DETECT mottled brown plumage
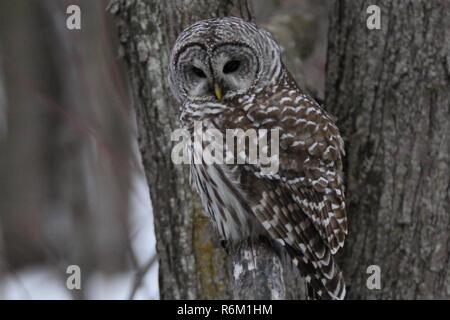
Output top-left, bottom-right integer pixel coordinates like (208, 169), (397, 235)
(169, 17), (347, 299)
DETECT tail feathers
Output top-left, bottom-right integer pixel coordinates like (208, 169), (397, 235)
(285, 246), (346, 300)
(306, 271), (346, 300)
(306, 283), (320, 300)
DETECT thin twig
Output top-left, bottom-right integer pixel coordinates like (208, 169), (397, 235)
(128, 254), (158, 300)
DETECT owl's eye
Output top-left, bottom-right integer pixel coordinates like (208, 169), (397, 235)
(223, 60), (241, 74)
(192, 66), (206, 78)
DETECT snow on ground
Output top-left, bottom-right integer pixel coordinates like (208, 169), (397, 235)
(0, 266), (72, 300)
(0, 172), (159, 300)
(127, 171), (159, 300)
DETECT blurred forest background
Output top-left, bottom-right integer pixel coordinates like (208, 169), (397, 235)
(0, 0), (328, 299)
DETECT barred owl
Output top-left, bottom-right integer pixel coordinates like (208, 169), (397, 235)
(169, 17), (347, 300)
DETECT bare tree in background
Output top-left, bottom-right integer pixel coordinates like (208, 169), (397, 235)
(326, 0), (450, 299)
(0, 0), (134, 299)
(109, 0), (310, 299)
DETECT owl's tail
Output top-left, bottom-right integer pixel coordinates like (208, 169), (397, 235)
(305, 262), (346, 300)
(306, 276), (345, 300)
(306, 283), (319, 300)
(310, 264), (346, 300)
(285, 245), (346, 300)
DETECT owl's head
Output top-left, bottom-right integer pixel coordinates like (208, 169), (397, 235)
(169, 17), (282, 103)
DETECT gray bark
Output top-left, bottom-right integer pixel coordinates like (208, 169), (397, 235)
(109, 0), (304, 299)
(229, 240), (288, 299)
(326, 0), (450, 299)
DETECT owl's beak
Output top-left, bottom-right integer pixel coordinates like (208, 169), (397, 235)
(214, 83), (223, 100)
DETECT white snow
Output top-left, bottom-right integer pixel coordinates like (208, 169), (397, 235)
(0, 171), (159, 300)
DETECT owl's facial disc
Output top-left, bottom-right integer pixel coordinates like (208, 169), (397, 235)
(176, 44), (258, 101)
(211, 44), (258, 99)
(176, 45), (213, 100)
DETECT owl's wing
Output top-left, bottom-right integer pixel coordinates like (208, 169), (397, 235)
(237, 91), (347, 299)
(241, 167), (346, 299)
(245, 90), (347, 254)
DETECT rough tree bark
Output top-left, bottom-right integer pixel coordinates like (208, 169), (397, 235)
(326, 0), (450, 299)
(109, 0), (304, 299)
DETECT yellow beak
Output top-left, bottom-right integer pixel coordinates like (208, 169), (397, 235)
(214, 83), (222, 100)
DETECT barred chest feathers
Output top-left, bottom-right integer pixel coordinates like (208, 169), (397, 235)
(190, 162), (264, 240)
(184, 109), (265, 240)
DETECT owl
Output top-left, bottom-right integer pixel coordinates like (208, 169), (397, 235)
(168, 17), (347, 300)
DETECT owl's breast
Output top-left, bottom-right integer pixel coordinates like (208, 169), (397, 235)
(190, 162), (264, 241)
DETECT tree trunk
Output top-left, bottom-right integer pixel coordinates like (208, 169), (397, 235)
(109, 0), (304, 299)
(326, 0), (450, 299)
